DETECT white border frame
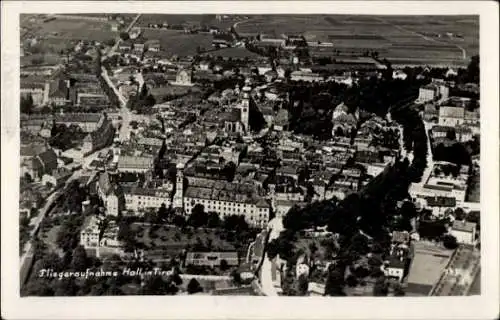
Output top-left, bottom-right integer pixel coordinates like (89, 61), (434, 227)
(2, 2), (499, 319)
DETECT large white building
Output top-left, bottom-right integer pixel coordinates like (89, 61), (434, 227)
(417, 83), (449, 103)
(21, 82), (50, 106)
(80, 215), (102, 249)
(183, 178), (271, 228)
(123, 186), (172, 213)
(439, 106), (465, 126)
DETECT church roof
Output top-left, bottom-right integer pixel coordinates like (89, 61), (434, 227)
(223, 109), (241, 123)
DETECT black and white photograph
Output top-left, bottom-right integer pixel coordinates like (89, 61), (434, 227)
(1, 1), (499, 320)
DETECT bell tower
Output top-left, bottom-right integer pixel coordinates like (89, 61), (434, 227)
(240, 79), (251, 132)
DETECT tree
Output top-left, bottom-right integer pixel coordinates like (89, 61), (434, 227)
(105, 38), (116, 47)
(23, 172), (33, 183)
(297, 273), (309, 296)
(20, 94), (34, 114)
(220, 259), (229, 271)
(231, 269), (242, 285)
(70, 245), (89, 271)
(393, 283), (405, 296)
(324, 268), (346, 296)
(442, 234), (458, 250)
(373, 276), (389, 296)
(172, 214), (186, 227)
(454, 208), (466, 220)
(129, 120), (139, 129)
(119, 32), (130, 41)
(445, 129), (456, 141)
(157, 203), (169, 222)
(400, 201), (417, 219)
(54, 278), (79, 296)
(188, 204), (208, 228)
(140, 276), (178, 295)
(117, 222), (137, 252)
(207, 212), (221, 228)
(346, 274), (359, 287)
(223, 214), (249, 232)
(187, 278), (203, 294)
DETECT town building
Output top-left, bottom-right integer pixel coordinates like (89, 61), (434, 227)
(417, 84), (449, 103)
(80, 215), (102, 249)
(331, 102), (359, 136)
(54, 113), (103, 132)
(97, 172), (124, 216)
(81, 114), (115, 155)
(392, 70), (408, 80)
(117, 155), (155, 173)
(384, 256), (406, 281)
(439, 106), (465, 126)
(172, 68), (193, 86)
(123, 186), (172, 213)
(173, 163), (184, 209)
(99, 220), (122, 251)
(184, 251), (239, 268)
(41, 167), (72, 188)
(30, 149), (59, 181)
(21, 82), (50, 106)
(450, 220), (476, 245)
(290, 70), (324, 82)
(410, 163), (469, 205)
(183, 178), (271, 228)
(145, 39), (160, 52)
(430, 125), (473, 142)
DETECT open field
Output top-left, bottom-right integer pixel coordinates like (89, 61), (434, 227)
(21, 16), (117, 42)
(138, 14), (241, 30)
(235, 15), (478, 66)
(142, 29), (214, 56)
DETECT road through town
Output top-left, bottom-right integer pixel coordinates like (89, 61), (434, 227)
(259, 217), (284, 296)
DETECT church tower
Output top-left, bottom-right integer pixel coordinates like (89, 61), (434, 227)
(173, 163), (184, 209)
(239, 80), (251, 133)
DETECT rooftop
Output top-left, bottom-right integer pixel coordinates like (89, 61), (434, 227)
(54, 113), (102, 123)
(452, 220), (476, 233)
(439, 106), (465, 119)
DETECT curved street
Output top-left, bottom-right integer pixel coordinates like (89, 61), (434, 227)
(259, 217), (284, 296)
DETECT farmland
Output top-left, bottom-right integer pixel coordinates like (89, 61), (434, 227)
(142, 29), (214, 56)
(22, 16), (117, 42)
(235, 15), (479, 66)
(138, 14), (242, 30)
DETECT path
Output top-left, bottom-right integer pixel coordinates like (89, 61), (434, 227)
(259, 217), (284, 296)
(19, 166), (89, 287)
(101, 14), (142, 142)
(107, 14), (142, 58)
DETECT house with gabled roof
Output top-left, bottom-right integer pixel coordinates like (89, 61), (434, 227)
(31, 148), (59, 181)
(97, 172), (124, 216)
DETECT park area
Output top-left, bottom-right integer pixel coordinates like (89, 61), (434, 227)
(130, 223), (245, 258)
(235, 15), (478, 66)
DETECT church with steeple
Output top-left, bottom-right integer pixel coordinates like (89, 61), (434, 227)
(222, 78), (252, 135)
